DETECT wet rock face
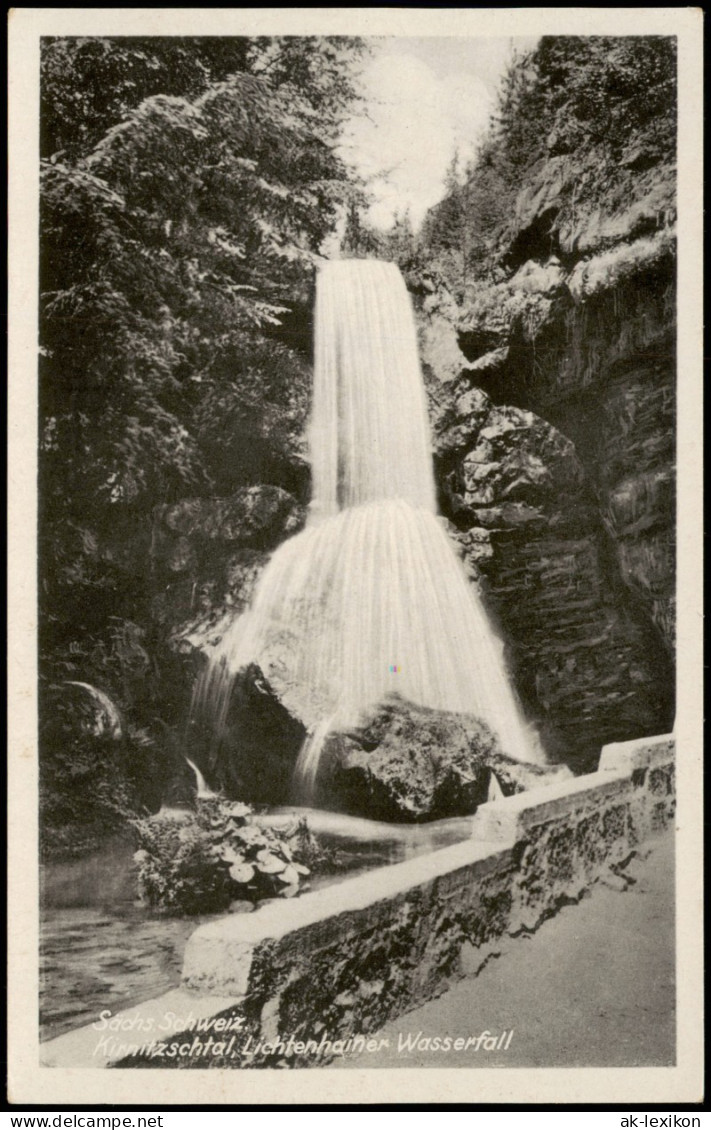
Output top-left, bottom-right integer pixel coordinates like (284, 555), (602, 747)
(562, 350), (675, 652)
(423, 347), (674, 769)
(438, 392), (586, 519)
(416, 125), (676, 765)
(501, 266), (676, 648)
(481, 265), (676, 659)
(426, 170), (676, 662)
(319, 696), (569, 823)
(152, 485), (305, 630)
(418, 113), (676, 660)
(143, 484), (306, 781)
(471, 520), (673, 767)
(189, 664), (307, 805)
(150, 483), (304, 666)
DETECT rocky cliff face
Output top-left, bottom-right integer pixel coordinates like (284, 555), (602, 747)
(145, 484), (306, 738)
(419, 171), (675, 769)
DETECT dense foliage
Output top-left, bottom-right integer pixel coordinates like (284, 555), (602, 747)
(396, 36), (677, 295)
(39, 36), (367, 848)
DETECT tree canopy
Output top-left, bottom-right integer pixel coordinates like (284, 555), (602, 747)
(414, 36), (676, 295)
(41, 35), (366, 550)
(39, 36), (368, 820)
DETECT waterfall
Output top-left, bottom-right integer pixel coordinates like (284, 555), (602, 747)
(309, 260), (436, 518)
(193, 259), (543, 803)
(185, 757), (216, 799)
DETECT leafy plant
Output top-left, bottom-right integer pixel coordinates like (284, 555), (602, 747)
(133, 796), (312, 914)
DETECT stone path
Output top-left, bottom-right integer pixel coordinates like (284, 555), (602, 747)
(337, 829), (675, 1069)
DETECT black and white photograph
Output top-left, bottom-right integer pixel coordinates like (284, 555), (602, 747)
(7, 6), (703, 1109)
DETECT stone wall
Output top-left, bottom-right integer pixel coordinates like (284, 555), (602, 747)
(40, 734), (674, 1070)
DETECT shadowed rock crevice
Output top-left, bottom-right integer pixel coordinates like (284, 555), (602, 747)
(191, 663), (308, 805)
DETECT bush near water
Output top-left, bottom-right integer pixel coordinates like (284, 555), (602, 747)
(133, 797), (316, 914)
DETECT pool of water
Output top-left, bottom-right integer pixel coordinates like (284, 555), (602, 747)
(40, 810), (474, 1043)
(40, 836), (202, 1042)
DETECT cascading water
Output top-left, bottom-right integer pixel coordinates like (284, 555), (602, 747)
(192, 259), (543, 804)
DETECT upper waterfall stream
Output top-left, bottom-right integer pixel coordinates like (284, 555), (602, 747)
(192, 259), (543, 802)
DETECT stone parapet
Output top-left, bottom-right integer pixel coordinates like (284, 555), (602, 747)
(40, 733), (675, 1070)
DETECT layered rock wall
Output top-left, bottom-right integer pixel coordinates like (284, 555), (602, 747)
(419, 197), (675, 768)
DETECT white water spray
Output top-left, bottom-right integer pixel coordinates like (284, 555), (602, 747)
(193, 260), (543, 802)
(185, 757), (216, 799)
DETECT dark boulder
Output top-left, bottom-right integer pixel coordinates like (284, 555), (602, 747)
(319, 695), (569, 823)
(188, 663), (307, 806)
